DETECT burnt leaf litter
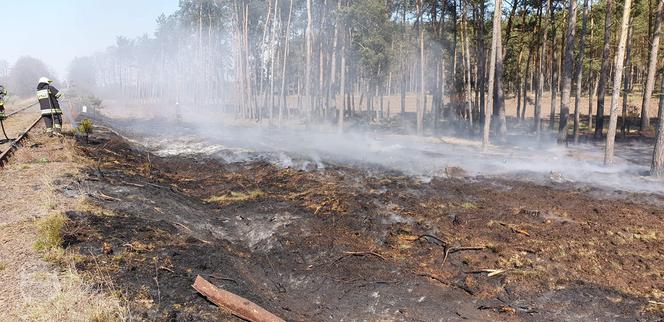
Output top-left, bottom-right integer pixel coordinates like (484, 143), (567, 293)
(52, 126), (664, 321)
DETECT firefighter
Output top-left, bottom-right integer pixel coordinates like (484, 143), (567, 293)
(0, 84), (7, 121)
(36, 77), (63, 136)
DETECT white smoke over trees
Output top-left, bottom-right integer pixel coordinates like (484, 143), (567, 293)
(8, 56), (55, 97)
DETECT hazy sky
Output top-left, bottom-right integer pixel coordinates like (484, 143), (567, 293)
(0, 0), (179, 78)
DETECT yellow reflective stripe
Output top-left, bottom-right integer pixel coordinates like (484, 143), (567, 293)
(55, 92), (62, 99)
(54, 124), (62, 128)
(41, 109), (63, 115)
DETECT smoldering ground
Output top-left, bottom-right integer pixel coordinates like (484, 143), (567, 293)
(96, 102), (664, 197)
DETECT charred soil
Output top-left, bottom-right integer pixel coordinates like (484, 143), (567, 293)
(54, 126), (664, 321)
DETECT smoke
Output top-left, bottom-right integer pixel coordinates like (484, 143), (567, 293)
(52, 0), (662, 197)
(101, 103), (664, 196)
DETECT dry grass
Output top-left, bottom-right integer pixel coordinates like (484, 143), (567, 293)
(205, 189), (265, 205)
(22, 268), (127, 322)
(0, 128), (127, 321)
(34, 212), (68, 252)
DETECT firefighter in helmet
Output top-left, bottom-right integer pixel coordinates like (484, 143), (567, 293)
(36, 77), (63, 136)
(0, 84), (7, 120)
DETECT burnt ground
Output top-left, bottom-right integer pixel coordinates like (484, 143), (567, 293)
(53, 126), (664, 321)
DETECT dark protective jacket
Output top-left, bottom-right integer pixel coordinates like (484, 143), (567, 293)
(0, 85), (6, 112)
(37, 82), (62, 115)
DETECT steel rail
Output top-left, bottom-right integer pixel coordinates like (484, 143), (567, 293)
(0, 117), (41, 167)
(7, 101), (39, 118)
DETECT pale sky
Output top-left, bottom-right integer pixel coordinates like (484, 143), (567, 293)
(0, 0), (180, 78)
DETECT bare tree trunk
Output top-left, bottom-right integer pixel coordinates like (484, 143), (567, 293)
(269, 0), (279, 123)
(522, 50), (532, 120)
(483, 0), (502, 150)
(400, 7), (406, 116)
(305, 0), (313, 121)
(495, 21), (506, 141)
(339, 26), (346, 132)
(417, 0), (425, 134)
(574, 0), (590, 144)
(622, 21), (634, 138)
(641, 0), (664, 131)
(596, 0), (614, 139)
(604, 0), (633, 165)
(549, 1), (559, 130)
(477, 0), (486, 124)
(588, 12), (595, 131)
(558, 0), (577, 142)
(328, 2), (340, 122)
(660, 73), (664, 120)
(280, 0), (294, 124)
(535, 0), (549, 135)
(651, 69), (664, 176)
(516, 51), (523, 120)
(461, 0), (473, 130)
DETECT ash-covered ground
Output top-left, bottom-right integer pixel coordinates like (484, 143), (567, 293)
(53, 113), (664, 321)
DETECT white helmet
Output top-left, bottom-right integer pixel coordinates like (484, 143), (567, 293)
(39, 77), (52, 84)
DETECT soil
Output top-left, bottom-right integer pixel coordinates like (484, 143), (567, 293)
(55, 124), (664, 321)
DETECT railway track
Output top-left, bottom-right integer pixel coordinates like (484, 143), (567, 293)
(7, 101), (39, 117)
(0, 101), (42, 167)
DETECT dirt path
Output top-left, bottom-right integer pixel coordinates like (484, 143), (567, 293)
(0, 123), (123, 321)
(49, 125), (664, 321)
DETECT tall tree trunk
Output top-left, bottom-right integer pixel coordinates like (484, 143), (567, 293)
(660, 72), (664, 119)
(305, 0), (313, 121)
(279, 0), (293, 124)
(483, 0), (502, 150)
(549, 1), (559, 131)
(596, 0), (614, 139)
(574, 0), (590, 144)
(461, 0), (473, 130)
(522, 50), (533, 120)
(417, 0), (425, 134)
(558, 0), (577, 142)
(516, 51), (523, 120)
(535, 0), (549, 135)
(604, 0), (633, 165)
(495, 8), (506, 142)
(588, 11), (595, 131)
(641, 0), (664, 131)
(622, 21), (634, 137)
(477, 0), (487, 124)
(651, 69), (664, 176)
(339, 27), (346, 132)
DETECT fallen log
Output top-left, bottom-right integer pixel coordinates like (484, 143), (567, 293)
(192, 275), (285, 322)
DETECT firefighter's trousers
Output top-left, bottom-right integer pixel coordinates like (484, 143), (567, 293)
(42, 114), (63, 133)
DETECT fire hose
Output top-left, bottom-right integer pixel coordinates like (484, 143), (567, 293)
(0, 118), (9, 141)
(0, 101), (39, 142)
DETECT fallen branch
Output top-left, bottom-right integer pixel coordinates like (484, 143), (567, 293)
(340, 251), (386, 261)
(416, 234), (447, 246)
(466, 268), (508, 277)
(442, 246), (485, 266)
(498, 222), (531, 237)
(89, 191), (121, 202)
(192, 275), (285, 322)
(417, 272), (452, 286)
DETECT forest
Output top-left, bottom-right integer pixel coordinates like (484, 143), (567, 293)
(63, 0), (664, 175)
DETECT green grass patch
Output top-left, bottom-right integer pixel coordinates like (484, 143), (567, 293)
(460, 202), (477, 209)
(205, 190), (265, 205)
(34, 212), (68, 251)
